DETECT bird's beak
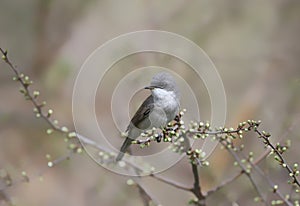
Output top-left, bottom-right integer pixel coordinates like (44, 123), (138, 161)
(144, 85), (163, 90)
(144, 86), (156, 90)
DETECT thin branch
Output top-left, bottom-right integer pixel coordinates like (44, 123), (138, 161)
(132, 129), (242, 146)
(248, 158), (293, 206)
(206, 170), (243, 196)
(218, 139), (268, 204)
(0, 190), (11, 206)
(135, 181), (161, 206)
(149, 174), (191, 191)
(254, 128), (300, 188)
(136, 184), (151, 206)
(207, 146), (273, 197)
(190, 163), (206, 206)
(0, 48), (62, 133)
(207, 118), (299, 198)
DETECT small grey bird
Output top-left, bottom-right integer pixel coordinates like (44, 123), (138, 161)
(116, 72), (180, 161)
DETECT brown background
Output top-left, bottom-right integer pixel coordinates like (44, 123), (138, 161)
(0, 1), (300, 205)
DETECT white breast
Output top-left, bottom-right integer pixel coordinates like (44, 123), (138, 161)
(152, 88), (180, 123)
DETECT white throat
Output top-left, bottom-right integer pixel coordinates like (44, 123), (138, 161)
(152, 88), (177, 102)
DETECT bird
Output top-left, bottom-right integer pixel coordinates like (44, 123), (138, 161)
(116, 72), (180, 161)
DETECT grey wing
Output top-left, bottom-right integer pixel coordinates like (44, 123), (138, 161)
(126, 95), (154, 131)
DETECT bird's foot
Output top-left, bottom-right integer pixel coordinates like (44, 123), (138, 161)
(156, 133), (163, 142)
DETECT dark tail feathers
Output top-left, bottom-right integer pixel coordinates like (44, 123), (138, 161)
(116, 137), (132, 161)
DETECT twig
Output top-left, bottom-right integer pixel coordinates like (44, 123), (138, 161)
(149, 174), (191, 191)
(0, 48), (62, 133)
(0, 190), (11, 206)
(135, 181), (161, 206)
(136, 183), (151, 206)
(190, 163), (206, 206)
(206, 147), (273, 197)
(207, 118), (299, 199)
(248, 158), (293, 206)
(254, 128), (300, 188)
(218, 138), (268, 204)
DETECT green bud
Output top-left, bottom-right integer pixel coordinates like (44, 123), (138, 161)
(33, 90), (40, 98)
(76, 147), (83, 154)
(61, 126), (68, 133)
(68, 132), (76, 138)
(45, 154), (51, 160)
(47, 109), (53, 117)
(46, 128), (53, 135)
(273, 185), (278, 192)
(126, 179), (135, 185)
(254, 197), (261, 202)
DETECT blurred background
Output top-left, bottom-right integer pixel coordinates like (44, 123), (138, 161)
(0, 0), (300, 205)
